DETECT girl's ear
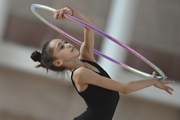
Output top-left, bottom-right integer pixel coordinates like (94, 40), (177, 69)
(53, 60), (63, 67)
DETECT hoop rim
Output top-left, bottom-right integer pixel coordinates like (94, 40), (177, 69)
(31, 4), (165, 80)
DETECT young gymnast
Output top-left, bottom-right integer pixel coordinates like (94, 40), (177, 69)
(31, 6), (174, 120)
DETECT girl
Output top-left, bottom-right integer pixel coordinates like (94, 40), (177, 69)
(31, 6), (174, 120)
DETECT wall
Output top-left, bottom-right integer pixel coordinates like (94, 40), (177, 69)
(125, 0), (180, 80)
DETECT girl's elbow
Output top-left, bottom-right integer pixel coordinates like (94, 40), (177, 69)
(121, 85), (131, 94)
(84, 19), (93, 29)
(122, 90), (130, 94)
(88, 18), (93, 25)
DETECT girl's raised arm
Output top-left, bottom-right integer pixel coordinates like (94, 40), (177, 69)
(53, 7), (95, 62)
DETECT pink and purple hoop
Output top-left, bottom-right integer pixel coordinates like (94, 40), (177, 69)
(31, 4), (165, 80)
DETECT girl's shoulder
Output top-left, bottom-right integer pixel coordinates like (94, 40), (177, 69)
(73, 67), (88, 77)
(72, 67), (88, 84)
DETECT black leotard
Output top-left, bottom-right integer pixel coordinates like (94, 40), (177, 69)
(71, 60), (120, 120)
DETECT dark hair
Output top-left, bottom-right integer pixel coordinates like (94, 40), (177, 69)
(30, 40), (66, 73)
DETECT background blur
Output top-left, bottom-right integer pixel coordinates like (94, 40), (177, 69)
(0, 0), (179, 120)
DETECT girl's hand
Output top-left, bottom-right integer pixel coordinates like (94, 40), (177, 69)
(53, 6), (74, 20)
(152, 71), (174, 95)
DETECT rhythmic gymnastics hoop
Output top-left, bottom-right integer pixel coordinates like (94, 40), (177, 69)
(31, 4), (165, 80)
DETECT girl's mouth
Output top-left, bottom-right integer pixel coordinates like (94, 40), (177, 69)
(71, 46), (74, 52)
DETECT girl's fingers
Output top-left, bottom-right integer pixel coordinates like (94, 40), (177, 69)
(164, 86), (174, 95)
(166, 87), (174, 95)
(58, 11), (62, 18)
(166, 89), (172, 95)
(152, 71), (156, 78)
(53, 9), (63, 19)
(169, 87), (174, 91)
(165, 81), (175, 85)
(53, 10), (60, 19)
(57, 9), (66, 19)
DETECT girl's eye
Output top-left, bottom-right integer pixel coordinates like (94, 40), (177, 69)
(60, 45), (64, 50)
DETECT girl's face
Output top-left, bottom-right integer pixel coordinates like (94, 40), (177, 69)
(50, 39), (79, 66)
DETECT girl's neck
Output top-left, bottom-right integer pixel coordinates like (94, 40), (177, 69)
(64, 59), (85, 72)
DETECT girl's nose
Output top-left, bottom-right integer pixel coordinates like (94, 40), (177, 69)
(67, 44), (72, 48)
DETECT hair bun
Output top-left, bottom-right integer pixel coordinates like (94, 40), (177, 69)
(31, 51), (42, 62)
